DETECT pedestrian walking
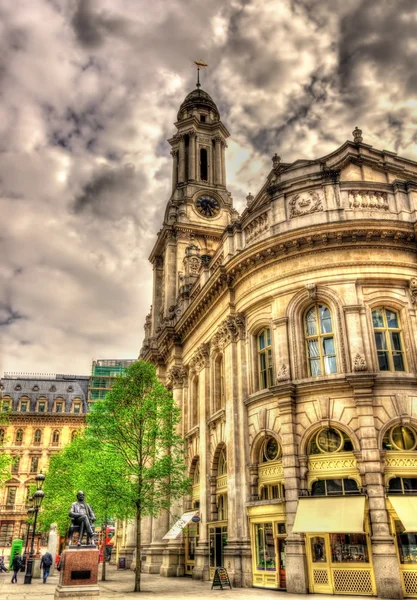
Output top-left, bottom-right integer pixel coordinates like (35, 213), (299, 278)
(11, 552), (22, 583)
(40, 551), (53, 583)
(0, 556), (8, 572)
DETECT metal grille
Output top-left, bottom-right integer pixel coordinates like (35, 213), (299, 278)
(313, 569), (329, 586)
(333, 569), (373, 594)
(403, 571), (417, 596)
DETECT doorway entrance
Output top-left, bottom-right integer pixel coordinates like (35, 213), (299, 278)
(209, 524), (227, 579)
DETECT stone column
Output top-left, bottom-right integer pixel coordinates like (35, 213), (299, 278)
(214, 137), (222, 185)
(178, 135), (185, 183)
(347, 374), (403, 599)
(120, 519), (137, 568)
(343, 305), (367, 372)
(142, 511), (169, 574)
(189, 132), (196, 181)
(221, 141), (226, 186)
(171, 149), (178, 191)
(275, 382), (309, 594)
(222, 314), (251, 587)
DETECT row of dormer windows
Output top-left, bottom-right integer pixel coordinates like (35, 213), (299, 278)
(0, 397), (83, 414)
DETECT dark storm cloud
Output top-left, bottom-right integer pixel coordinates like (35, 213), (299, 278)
(71, 0), (128, 48)
(0, 304), (26, 328)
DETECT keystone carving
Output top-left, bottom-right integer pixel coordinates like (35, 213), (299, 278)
(305, 282), (317, 300)
(409, 278), (417, 304)
(276, 364), (290, 382)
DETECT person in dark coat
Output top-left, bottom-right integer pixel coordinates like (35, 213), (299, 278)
(11, 553), (22, 583)
(40, 551), (53, 583)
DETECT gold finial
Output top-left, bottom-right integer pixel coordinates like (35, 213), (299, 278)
(193, 60), (208, 89)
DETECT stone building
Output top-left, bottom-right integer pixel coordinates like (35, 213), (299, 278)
(138, 83), (417, 598)
(0, 373), (89, 549)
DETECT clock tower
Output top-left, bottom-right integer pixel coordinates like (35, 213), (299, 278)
(147, 80), (234, 336)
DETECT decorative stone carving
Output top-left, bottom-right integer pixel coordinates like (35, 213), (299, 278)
(409, 278), (417, 304)
(289, 190), (323, 218)
(272, 153), (281, 169)
(244, 213), (269, 244)
(276, 364), (290, 382)
(246, 192), (254, 207)
(348, 190), (388, 210)
(305, 282), (317, 300)
(231, 208), (240, 222)
(189, 342), (211, 373)
(211, 313), (246, 349)
(353, 353), (367, 372)
(167, 366), (188, 388)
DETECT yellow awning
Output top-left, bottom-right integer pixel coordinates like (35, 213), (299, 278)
(388, 496), (417, 532)
(292, 496), (365, 533)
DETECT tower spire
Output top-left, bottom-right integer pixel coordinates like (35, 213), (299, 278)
(193, 59), (208, 89)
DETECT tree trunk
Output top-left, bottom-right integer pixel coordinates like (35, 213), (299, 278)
(134, 507), (141, 592)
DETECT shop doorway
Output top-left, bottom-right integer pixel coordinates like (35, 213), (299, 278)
(306, 533), (375, 595)
(209, 524), (227, 579)
(184, 522), (199, 576)
(251, 521), (286, 589)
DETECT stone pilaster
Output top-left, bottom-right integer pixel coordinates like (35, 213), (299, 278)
(274, 382), (309, 594)
(178, 135), (185, 183)
(189, 131), (196, 181)
(347, 374), (403, 599)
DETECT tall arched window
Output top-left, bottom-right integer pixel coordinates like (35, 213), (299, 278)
(218, 449), (227, 475)
(193, 461), (200, 485)
(214, 355), (225, 412)
(15, 429), (24, 445)
(372, 308), (405, 371)
(200, 148), (208, 181)
(34, 429), (42, 444)
(305, 304), (336, 376)
(191, 376), (199, 428)
(52, 430), (60, 445)
(258, 328), (273, 389)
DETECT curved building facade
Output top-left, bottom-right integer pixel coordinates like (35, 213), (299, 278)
(139, 86), (417, 598)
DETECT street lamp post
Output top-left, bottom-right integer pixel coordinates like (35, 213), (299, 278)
(24, 472), (45, 584)
(23, 498), (34, 564)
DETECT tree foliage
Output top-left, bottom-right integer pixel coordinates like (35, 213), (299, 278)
(87, 360), (191, 592)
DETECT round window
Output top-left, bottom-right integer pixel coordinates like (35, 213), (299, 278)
(264, 438), (280, 461)
(316, 428), (343, 453)
(391, 426), (417, 451)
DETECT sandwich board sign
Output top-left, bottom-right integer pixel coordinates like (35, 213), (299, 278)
(211, 567), (232, 590)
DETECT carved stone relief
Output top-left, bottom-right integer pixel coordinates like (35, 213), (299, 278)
(348, 190), (388, 210)
(276, 364), (290, 382)
(289, 190), (324, 218)
(244, 213), (269, 244)
(353, 353), (367, 372)
(211, 314), (246, 350)
(189, 342), (211, 373)
(167, 366), (188, 388)
(409, 278), (417, 304)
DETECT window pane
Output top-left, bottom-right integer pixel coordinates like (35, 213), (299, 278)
(388, 477), (402, 493)
(390, 332), (402, 351)
(392, 426), (416, 450)
(320, 306), (332, 334)
(330, 533), (369, 563)
(372, 309), (384, 328)
(386, 310), (399, 329)
(393, 353), (405, 372)
(397, 533), (417, 564)
(265, 524), (276, 571)
(266, 328), (271, 347)
(312, 480), (326, 496)
(308, 340), (319, 357)
(403, 478), (417, 494)
(324, 355), (337, 375)
(311, 536), (326, 562)
(255, 524), (266, 570)
(374, 331), (387, 350)
(377, 352), (389, 371)
(310, 358), (322, 376)
(259, 331), (265, 350)
(343, 479), (359, 494)
(306, 308), (317, 336)
(322, 337), (334, 355)
(326, 479), (343, 495)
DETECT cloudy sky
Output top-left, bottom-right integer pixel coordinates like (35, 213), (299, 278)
(1, 0), (417, 376)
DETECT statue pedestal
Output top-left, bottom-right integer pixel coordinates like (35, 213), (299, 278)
(54, 548), (100, 600)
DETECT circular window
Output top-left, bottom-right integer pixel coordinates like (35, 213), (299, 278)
(263, 438), (280, 461)
(391, 426), (417, 451)
(316, 428), (343, 453)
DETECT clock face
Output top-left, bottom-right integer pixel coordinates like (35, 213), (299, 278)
(195, 195), (220, 218)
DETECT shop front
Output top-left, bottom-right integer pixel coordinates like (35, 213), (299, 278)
(209, 450), (228, 580)
(248, 503), (286, 589)
(293, 495), (375, 595)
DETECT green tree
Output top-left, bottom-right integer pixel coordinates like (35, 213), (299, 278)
(39, 433), (133, 579)
(87, 360), (191, 592)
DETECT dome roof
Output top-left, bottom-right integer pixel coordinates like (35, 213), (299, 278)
(178, 88), (219, 120)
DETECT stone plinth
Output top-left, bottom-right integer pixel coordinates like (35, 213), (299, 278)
(54, 548), (100, 600)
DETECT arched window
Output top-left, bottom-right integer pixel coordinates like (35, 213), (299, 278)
(311, 478), (359, 496)
(257, 328), (273, 389)
(218, 449), (227, 475)
(382, 425), (417, 451)
(260, 437), (281, 463)
(71, 430), (78, 442)
(305, 304), (336, 376)
(214, 355), (225, 412)
(193, 461), (200, 485)
(372, 308), (405, 371)
(388, 477), (417, 494)
(309, 428), (353, 455)
(191, 376), (199, 428)
(0, 429), (4, 444)
(15, 429), (24, 445)
(52, 430), (60, 445)
(33, 429), (42, 444)
(200, 148), (208, 181)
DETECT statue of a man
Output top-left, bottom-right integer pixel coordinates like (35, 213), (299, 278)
(69, 491), (96, 546)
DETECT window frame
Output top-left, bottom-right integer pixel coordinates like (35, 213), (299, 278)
(304, 304), (337, 377)
(371, 307), (406, 372)
(257, 327), (274, 389)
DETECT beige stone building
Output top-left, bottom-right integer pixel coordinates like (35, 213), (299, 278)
(0, 373), (88, 550)
(138, 83), (417, 598)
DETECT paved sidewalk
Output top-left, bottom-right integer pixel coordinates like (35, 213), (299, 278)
(0, 564), (379, 599)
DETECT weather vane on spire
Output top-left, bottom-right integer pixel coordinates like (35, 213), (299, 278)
(194, 60), (208, 89)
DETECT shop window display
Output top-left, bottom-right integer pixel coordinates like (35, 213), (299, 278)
(255, 523), (276, 571)
(330, 533), (369, 563)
